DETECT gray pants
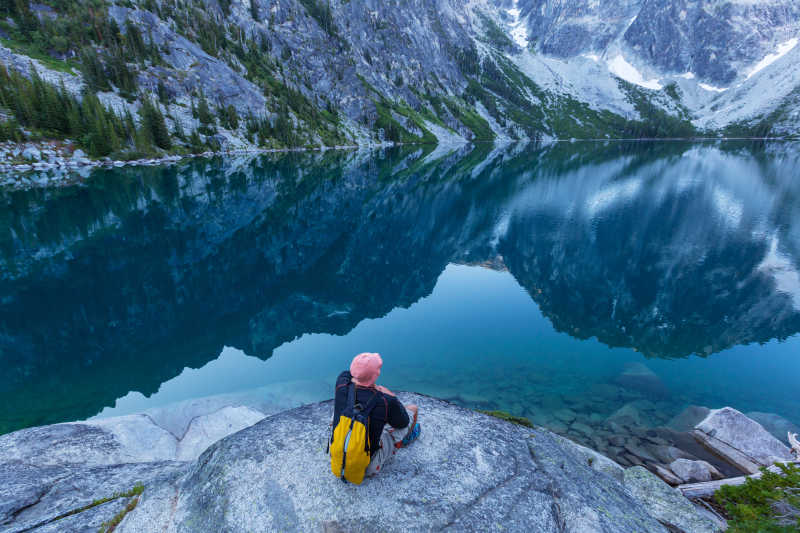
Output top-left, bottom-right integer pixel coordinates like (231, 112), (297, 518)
(365, 409), (413, 477)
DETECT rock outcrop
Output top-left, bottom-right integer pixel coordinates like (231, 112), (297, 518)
(624, 466), (723, 533)
(693, 407), (795, 473)
(0, 394), (721, 532)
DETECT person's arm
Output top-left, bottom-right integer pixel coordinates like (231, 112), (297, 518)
(386, 395), (411, 429)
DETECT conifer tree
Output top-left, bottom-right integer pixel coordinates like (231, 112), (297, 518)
(139, 97), (171, 150)
(196, 92), (215, 127)
(157, 80), (169, 105)
(189, 129), (205, 153)
(80, 48), (111, 92)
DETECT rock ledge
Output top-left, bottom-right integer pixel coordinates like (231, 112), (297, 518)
(1, 394), (721, 532)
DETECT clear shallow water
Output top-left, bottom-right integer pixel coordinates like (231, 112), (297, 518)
(2, 141), (800, 467)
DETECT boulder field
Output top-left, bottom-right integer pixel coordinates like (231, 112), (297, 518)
(1, 394), (727, 532)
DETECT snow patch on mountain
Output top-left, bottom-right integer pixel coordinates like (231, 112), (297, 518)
(423, 121), (468, 146)
(694, 41), (800, 130)
(513, 52), (636, 117)
(505, 0), (528, 48)
(699, 83), (727, 93)
(746, 38), (799, 80)
(607, 55), (663, 90)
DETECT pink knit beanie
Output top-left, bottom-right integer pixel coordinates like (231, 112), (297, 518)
(350, 352), (382, 387)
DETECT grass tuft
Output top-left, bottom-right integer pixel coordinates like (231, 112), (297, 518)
(45, 483), (145, 526)
(478, 410), (534, 428)
(98, 495), (141, 533)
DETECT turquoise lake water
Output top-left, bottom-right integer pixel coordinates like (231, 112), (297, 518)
(2, 141), (799, 464)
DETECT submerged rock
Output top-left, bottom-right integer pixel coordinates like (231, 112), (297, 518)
(614, 362), (669, 397)
(606, 400), (653, 428)
(746, 411), (800, 443)
(667, 405), (711, 432)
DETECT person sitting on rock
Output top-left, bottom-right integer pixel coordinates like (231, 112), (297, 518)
(332, 352), (420, 477)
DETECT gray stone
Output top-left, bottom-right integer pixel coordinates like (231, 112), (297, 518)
(33, 497), (131, 533)
(652, 445), (694, 465)
(668, 405), (712, 432)
(614, 363), (669, 397)
(607, 402), (647, 428)
(551, 433), (625, 482)
(608, 434), (627, 447)
(0, 403), (271, 470)
(546, 419), (569, 433)
(0, 394), (731, 532)
(570, 423), (593, 438)
(669, 458), (723, 483)
(167, 394), (669, 532)
(746, 411), (800, 443)
(176, 405), (266, 461)
(695, 407), (794, 466)
(623, 441), (659, 463)
(650, 463), (683, 486)
(623, 466), (724, 533)
(0, 460), (185, 532)
(22, 146), (41, 161)
(770, 499), (800, 527)
(71, 148), (87, 160)
(553, 408), (577, 423)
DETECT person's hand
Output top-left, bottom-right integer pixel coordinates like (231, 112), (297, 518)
(405, 404), (418, 416)
(376, 385), (395, 396)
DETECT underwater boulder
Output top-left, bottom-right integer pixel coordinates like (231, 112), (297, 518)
(614, 362), (669, 397)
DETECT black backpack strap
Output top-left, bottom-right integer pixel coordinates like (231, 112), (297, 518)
(362, 389), (380, 415)
(327, 377), (353, 454)
(346, 382), (356, 411)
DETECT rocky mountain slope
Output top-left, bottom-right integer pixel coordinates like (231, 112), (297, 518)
(0, 0), (798, 159)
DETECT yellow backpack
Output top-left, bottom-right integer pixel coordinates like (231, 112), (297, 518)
(329, 383), (380, 484)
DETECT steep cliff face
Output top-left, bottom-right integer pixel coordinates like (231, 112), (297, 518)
(1, 0), (798, 155)
(625, 0), (800, 85)
(514, 0), (800, 133)
(521, 0), (641, 57)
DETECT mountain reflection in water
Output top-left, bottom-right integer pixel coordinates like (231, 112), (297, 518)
(1, 141), (800, 438)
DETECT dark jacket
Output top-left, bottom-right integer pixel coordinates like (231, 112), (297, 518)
(332, 371), (409, 456)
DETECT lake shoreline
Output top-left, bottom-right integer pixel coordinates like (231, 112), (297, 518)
(0, 139), (371, 190)
(0, 392), (729, 532)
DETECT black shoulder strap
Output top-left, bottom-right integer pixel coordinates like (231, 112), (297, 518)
(346, 382), (356, 412)
(362, 389), (380, 415)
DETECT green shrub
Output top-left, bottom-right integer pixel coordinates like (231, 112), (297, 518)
(714, 463), (800, 532)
